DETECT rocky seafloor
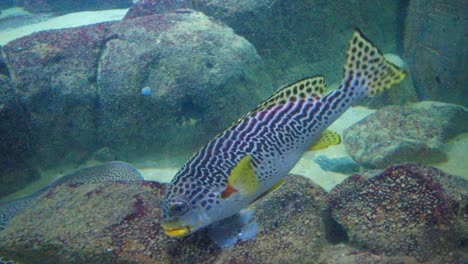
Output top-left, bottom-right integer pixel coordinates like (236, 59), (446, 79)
(0, 163), (466, 263)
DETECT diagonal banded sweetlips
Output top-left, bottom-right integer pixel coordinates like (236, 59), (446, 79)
(162, 30), (407, 237)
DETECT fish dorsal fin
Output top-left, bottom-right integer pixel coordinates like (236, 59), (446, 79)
(254, 76), (326, 113)
(225, 76), (326, 131)
(221, 155), (259, 199)
(249, 179), (285, 207)
(309, 130), (341, 151)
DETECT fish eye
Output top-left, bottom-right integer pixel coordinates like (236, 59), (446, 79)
(170, 201), (188, 216)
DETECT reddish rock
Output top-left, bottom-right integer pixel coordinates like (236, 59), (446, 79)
(327, 163), (467, 261)
(0, 175), (328, 263)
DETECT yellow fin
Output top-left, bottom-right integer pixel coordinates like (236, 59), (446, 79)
(344, 30), (407, 96)
(221, 155), (259, 199)
(249, 179), (285, 207)
(309, 130), (341, 151)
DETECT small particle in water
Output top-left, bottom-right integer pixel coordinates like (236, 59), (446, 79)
(141, 87), (152, 96)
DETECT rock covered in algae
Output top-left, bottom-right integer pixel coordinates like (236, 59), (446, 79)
(327, 163), (467, 261)
(343, 101), (468, 168)
(98, 9), (270, 160)
(0, 175), (328, 263)
(404, 0), (467, 106)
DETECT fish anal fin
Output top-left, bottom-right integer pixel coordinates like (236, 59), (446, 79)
(309, 130), (341, 151)
(222, 155), (259, 200)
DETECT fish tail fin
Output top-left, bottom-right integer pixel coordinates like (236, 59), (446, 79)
(342, 30), (407, 98)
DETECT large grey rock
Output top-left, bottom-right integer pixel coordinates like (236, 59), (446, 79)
(404, 0), (467, 107)
(327, 163), (467, 261)
(0, 74), (39, 197)
(127, 0), (407, 95)
(343, 101), (468, 168)
(98, 10), (269, 159)
(3, 23), (111, 168)
(2, 9), (270, 167)
(0, 175), (328, 263)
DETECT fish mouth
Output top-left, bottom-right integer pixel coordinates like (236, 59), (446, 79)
(162, 223), (192, 237)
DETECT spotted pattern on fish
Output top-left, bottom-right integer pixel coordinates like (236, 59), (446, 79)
(162, 30), (407, 235)
(0, 161), (143, 232)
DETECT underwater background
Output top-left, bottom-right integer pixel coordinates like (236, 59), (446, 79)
(0, 0), (466, 263)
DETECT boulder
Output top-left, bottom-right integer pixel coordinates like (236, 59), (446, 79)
(97, 10), (269, 159)
(343, 101), (468, 168)
(0, 74), (38, 197)
(318, 243), (466, 264)
(327, 163), (467, 261)
(16, 0), (133, 14)
(0, 175), (328, 263)
(127, 0), (407, 95)
(3, 22), (112, 168)
(404, 0), (467, 107)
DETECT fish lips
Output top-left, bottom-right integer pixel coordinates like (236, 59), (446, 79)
(161, 221), (192, 237)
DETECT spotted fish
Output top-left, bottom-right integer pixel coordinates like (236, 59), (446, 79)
(162, 30), (407, 237)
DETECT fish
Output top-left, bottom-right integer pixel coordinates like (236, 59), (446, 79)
(161, 30), (407, 237)
(0, 161), (143, 232)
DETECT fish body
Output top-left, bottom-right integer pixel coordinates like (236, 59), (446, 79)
(162, 30), (407, 237)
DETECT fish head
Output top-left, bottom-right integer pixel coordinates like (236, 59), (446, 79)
(162, 180), (236, 237)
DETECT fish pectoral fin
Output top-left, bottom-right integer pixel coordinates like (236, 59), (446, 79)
(221, 155), (259, 199)
(309, 130), (341, 151)
(249, 179), (285, 207)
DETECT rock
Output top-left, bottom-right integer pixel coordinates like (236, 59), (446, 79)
(18, 0), (133, 14)
(0, 75), (38, 197)
(404, 0), (467, 107)
(0, 175), (328, 263)
(98, 10), (270, 159)
(318, 244), (422, 264)
(326, 163), (467, 261)
(314, 155), (361, 174)
(3, 22), (112, 168)
(343, 101), (468, 168)
(2, 9), (271, 167)
(0, 161), (143, 231)
(127, 1), (405, 94)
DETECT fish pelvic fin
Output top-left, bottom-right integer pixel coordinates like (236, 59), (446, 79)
(309, 130), (341, 151)
(221, 155), (259, 199)
(343, 30), (407, 97)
